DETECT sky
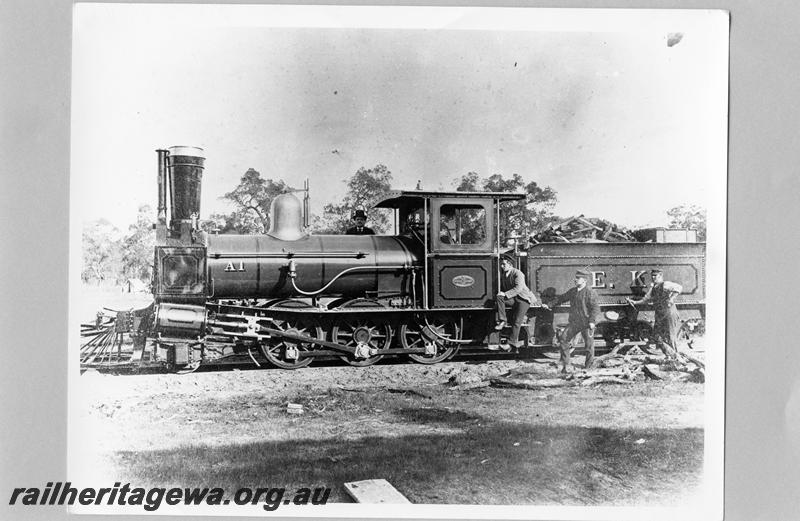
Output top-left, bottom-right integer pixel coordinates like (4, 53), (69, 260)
(71, 5), (728, 231)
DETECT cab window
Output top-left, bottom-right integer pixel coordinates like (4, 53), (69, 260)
(439, 204), (487, 245)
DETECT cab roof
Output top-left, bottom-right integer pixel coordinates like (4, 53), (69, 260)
(374, 190), (526, 209)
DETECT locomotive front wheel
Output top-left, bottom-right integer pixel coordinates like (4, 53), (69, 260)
(400, 317), (459, 365)
(331, 299), (393, 367)
(259, 300), (324, 370)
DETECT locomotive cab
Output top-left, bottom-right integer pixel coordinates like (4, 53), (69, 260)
(374, 190), (525, 310)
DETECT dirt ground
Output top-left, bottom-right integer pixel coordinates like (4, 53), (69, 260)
(73, 286), (706, 507)
(73, 356), (705, 507)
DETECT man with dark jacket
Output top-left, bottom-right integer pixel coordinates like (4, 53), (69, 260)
(345, 209), (375, 235)
(544, 270), (600, 373)
(494, 257), (538, 350)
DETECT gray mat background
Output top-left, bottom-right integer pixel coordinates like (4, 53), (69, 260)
(2, 1), (798, 520)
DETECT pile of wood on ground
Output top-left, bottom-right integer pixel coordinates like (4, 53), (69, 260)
(487, 343), (705, 389)
(531, 215), (636, 243)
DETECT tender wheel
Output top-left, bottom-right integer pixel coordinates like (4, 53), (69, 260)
(633, 321), (654, 342)
(594, 322), (616, 347)
(400, 316), (459, 364)
(331, 299), (393, 367)
(534, 321), (556, 347)
(258, 300), (323, 369)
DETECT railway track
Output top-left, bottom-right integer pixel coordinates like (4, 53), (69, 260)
(79, 338), (624, 375)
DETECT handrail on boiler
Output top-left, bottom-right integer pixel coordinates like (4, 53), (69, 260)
(287, 263), (412, 296)
(209, 251), (369, 259)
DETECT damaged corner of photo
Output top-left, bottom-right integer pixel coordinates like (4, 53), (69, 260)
(66, 4), (728, 519)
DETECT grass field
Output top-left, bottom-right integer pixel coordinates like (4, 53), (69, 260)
(92, 380), (704, 506)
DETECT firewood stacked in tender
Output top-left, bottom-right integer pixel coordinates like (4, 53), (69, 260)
(531, 215), (636, 243)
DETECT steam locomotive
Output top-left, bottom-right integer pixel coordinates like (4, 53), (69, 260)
(82, 146), (705, 371)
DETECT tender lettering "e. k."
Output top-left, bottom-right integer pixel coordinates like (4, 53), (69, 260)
(631, 270), (648, 287)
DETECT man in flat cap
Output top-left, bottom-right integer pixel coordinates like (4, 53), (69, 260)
(345, 209), (375, 235)
(543, 270), (601, 373)
(494, 256), (537, 350)
(627, 269), (683, 359)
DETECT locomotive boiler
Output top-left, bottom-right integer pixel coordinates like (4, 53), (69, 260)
(153, 146), (420, 304)
(205, 233), (420, 301)
(80, 146), (706, 372)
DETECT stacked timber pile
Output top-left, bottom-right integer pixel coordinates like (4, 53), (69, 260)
(531, 215), (636, 243)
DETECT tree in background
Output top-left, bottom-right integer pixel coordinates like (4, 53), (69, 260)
(82, 207), (156, 285)
(205, 209), (264, 235)
(119, 205), (155, 283)
(454, 172), (558, 244)
(667, 204), (707, 240)
(312, 164), (394, 234)
(81, 219), (120, 284)
(208, 168), (289, 234)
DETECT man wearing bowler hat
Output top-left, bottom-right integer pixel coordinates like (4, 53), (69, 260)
(627, 269), (683, 359)
(543, 270), (600, 373)
(345, 209), (375, 235)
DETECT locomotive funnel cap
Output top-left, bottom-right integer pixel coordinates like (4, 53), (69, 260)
(268, 193), (307, 241)
(168, 145), (205, 159)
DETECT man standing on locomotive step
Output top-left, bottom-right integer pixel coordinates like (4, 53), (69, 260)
(627, 268), (683, 359)
(543, 270), (600, 373)
(345, 209), (375, 235)
(494, 257), (537, 350)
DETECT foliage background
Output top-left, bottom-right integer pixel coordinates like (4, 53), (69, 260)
(81, 165), (705, 285)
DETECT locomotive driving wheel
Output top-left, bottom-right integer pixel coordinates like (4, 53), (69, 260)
(258, 300), (324, 370)
(399, 316), (460, 364)
(331, 299), (393, 367)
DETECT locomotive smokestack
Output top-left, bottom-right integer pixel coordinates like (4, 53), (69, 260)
(167, 146), (205, 222)
(167, 146), (205, 242)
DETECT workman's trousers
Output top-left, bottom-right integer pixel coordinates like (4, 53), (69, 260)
(653, 308), (680, 359)
(495, 295), (530, 346)
(559, 323), (595, 371)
